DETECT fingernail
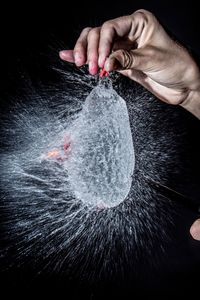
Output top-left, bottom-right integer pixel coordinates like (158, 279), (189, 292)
(98, 56), (106, 68)
(190, 219), (200, 241)
(74, 53), (83, 66)
(59, 51), (67, 59)
(104, 59), (110, 72)
(89, 62), (98, 75)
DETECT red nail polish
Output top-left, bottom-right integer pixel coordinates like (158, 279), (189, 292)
(99, 68), (109, 78)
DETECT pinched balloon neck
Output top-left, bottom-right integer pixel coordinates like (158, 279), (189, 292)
(98, 76), (113, 90)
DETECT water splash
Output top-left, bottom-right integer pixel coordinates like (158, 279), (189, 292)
(0, 62), (193, 289)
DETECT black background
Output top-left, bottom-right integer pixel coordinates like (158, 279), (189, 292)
(0, 0), (200, 297)
(1, 0), (200, 100)
(0, 0), (200, 61)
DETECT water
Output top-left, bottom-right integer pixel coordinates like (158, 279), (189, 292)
(65, 81), (135, 208)
(1, 59), (198, 293)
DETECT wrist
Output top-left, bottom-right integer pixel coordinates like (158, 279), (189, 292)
(180, 89), (200, 119)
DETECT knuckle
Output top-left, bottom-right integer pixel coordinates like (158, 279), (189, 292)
(117, 49), (134, 69)
(82, 27), (92, 33)
(134, 9), (152, 17)
(123, 50), (134, 69)
(132, 9), (153, 22)
(101, 20), (113, 31)
(87, 27), (100, 39)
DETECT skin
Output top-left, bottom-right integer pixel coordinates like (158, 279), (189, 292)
(59, 9), (200, 240)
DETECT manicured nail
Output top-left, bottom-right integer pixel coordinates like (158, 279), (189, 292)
(98, 56), (106, 68)
(74, 53), (83, 66)
(99, 68), (109, 78)
(104, 59), (110, 72)
(89, 62), (98, 75)
(190, 219), (200, 241)
(59, 51), (67, 59)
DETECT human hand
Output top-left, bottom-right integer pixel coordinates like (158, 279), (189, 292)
(60, 9), (200, 115)
(59, 10), (200, 240)
(190, 219), (200, 241)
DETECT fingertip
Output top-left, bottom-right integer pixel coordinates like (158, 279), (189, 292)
(74, 52), (85, 67)
(190, 219), (200, 241)
(89, 62), (99, 75)
(59, 50), (67, 59)
(59, 50), (75, 63)
(104, 58), (112, 72)
(98, 56), (106, 69)
(104, 56), (120, 72)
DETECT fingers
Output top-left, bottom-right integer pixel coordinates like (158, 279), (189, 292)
(98, 22), (116, 68)
(60, 14), (135, 72)
(59, 50), (74, 63)
(105, 46), (161, 72)
(98, 16), (136, 68)
(60, 27), (100, 75)
(190, 219), (200, 241)
(60, 9), (158, 74)
(105, 49), (134, 71)
(86, 27), (101, 75)
(98, 10), (157, 68)
(74, 27), (92, 66)
(74, 24), (114, 72)
(59, 28), (91, 66)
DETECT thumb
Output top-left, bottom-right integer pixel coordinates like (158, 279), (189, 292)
(104, 47), (160, 72)
(190, 219), (200, 241)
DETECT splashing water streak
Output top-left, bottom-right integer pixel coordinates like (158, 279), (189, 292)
(0, 64), (185, 287)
